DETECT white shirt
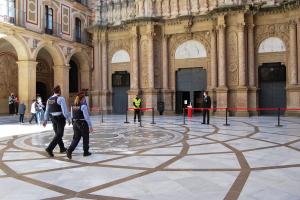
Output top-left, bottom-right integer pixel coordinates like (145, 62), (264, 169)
(31, 102), (36, 114)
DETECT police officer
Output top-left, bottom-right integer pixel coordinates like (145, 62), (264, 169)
(43, 85), (71, 157)
(67, 92), (93, 159)
(202, 91), (211, 125)
(133, 95), (142, 122)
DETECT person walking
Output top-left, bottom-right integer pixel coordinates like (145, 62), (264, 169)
(36, 96), (45, 125)
(8, 93), (15, 115)
(202, 91), (211, 125)
(133, 95), (142, 123)
(43, 85), (71, 157)
(67, 92), (93, 159)
(18, 101), (26, 124)
(29, 99), (38, 124)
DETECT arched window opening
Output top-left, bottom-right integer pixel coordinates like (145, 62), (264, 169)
(45, 5), (53, 35)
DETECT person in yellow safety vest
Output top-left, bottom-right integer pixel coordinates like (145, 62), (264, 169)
(133, 95), (142, 123)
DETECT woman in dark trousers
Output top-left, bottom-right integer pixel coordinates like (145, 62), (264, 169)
(67, 92), (93, 159)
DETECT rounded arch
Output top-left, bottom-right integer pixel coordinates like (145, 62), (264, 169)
(0, 34), (30, 60)
(111, 49), (131, 63)
(68, 49), (91, 91)
(33, 43), (65, 66)
(258, 37), (286, 53)
(72, 12), (87, 27)
(175, 40), (207, 59)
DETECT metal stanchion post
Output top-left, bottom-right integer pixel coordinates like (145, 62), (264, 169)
(124, 110), (130, 124)
(101, 109), (104, 123)
(223, 108), (230, 126)
(276, 107), (282, 127)
(183, 107), (186, 125)
(151, 107), (156, 124)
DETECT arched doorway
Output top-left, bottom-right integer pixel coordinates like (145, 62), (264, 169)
(175, 68), (207, 113)
(36, 48), (54, 102)
(69, 59), (79, 93)
(111, 50), (131, 114)
(174, 40), (208, 114)
(257, 37), (287, 115)
(0, 39), (18, 114)
(259, 63), (286, 115)
(36, 81), (47, 103)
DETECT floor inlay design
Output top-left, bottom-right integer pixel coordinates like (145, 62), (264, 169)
(0, 116), (300, 200)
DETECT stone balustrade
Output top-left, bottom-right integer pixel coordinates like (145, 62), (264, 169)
(94, 0), (286, 26)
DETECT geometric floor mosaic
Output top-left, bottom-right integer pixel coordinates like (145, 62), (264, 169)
(0, 115), (300, 200)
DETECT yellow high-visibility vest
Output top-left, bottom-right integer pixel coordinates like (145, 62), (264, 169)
(133, 98), (142, 108)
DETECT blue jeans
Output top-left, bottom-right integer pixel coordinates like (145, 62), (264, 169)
(36, 110), (44, 124)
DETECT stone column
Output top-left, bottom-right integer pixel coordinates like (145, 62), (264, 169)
(238, 23), (246, 86)
(162, 34), (169, 90)
(162, 34), (172, 114)
(215, 20), (228, 115)
(236, 22), (249, 116)
(91, 36), (102, 112)
(17, 60), (37, 114)
(289, 20), (298, 85)
(218, 24), (226, 87)
(101, 33), (110, 113)
(53, 65), (70, 105)
(298, 19), (300, 84)
(210, 29), (217, 89)
(147, 30), (155, 89)
(102, 40), (108, 91)
(131, 31), (139, 90)
(286, 20), (300, 116)
(138, 0), (144, 17)
(247, 18), (258, 114)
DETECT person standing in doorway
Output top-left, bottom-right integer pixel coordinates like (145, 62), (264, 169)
(29, 99), (38, 124)
(8, 93), (15, 115)
(202, 91), (211, 125)
(18, 101), (26, 124)
(67, 92), (93, 159)
(133, 95), (142, 123)
(43, 85), (71, 157)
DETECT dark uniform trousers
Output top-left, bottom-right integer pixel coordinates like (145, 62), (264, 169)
(203, 109), (210, 124)
(47, 115), (66, 151)
(68, 120), (89, 153)
(134, 109), (141, 122)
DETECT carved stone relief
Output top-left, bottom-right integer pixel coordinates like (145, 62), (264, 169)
(0, 53), (18, 98)
(227, 30), (238, 86)
(140, 38), (149, 88)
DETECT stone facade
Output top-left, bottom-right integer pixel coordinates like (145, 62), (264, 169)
(0, 0), (93, 114)
(90, 0), (300, 116)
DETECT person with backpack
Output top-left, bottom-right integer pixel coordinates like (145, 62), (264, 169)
(67, 92), (93, 159)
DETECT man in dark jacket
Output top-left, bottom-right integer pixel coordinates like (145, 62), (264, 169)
(202, 91), (211, 124)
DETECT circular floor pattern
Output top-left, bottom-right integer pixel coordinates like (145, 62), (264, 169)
(0, 116), (300, 200)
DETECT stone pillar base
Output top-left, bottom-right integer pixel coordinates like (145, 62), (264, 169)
(101, 90), (112, 114)
(233, 86), (249, 117)
(162, 89), (174, 114)
(90, 90), (101, 114)
(216, 86), (228, 113)
(286, 85), (300, 116)
(248, 87), (259, 116)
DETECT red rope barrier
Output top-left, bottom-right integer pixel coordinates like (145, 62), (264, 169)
(184, 107), (300, 111)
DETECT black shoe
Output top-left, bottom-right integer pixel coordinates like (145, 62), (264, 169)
(201, 122), (206, 124)
(45, 148), (54, 157)
(207, 122), (210, 125)
(66, 151), (72, 159)
(60, 148), (67, 153)
(83, 152), (92, 157)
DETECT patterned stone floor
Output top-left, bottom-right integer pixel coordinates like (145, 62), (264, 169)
(0, 115), (300, 200)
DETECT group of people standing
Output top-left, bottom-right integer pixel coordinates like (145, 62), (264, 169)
(43, 85), (93, 159)
(8, 93), (19, 115)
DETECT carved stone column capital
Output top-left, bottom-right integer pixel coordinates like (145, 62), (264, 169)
(237, 22), (245, 32)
